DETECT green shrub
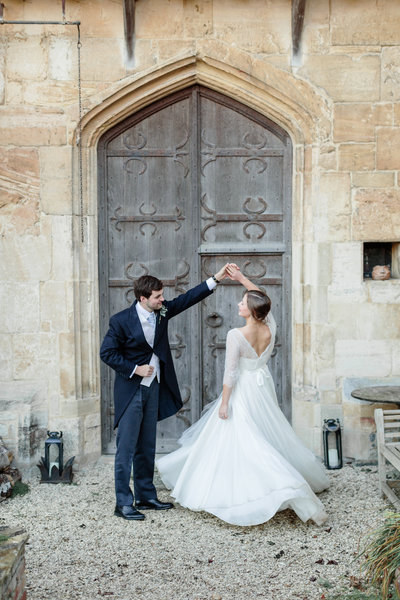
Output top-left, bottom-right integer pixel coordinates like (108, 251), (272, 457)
(357, 512), (400, 600)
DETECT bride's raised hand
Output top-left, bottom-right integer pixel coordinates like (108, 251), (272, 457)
(226, 264), (242, 281)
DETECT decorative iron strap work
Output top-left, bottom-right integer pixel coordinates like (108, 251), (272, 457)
(169, 334), (186, 359)
(176, 386), (191, 428)
(201, 130), (284, 175)
(111, 203), (184, 234)
(107, 131), (190, 177)
(109, 260), (190, 302)
(202, 257), (283, 287)
(200, 194), (283, 241)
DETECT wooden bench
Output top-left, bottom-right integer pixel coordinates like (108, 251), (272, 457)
(374, 408), (400, 509)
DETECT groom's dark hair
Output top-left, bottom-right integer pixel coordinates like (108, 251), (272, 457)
(134, 275), (163, 300)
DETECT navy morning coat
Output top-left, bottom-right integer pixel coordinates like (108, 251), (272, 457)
(99, 281), (214, 428)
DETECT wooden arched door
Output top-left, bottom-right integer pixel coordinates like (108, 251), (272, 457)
(98, 86), (292, 453)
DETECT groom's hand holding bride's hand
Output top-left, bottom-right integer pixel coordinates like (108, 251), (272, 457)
(214, 263), (240, 282)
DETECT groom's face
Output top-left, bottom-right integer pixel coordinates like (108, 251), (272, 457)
(140, 289), (165, 312)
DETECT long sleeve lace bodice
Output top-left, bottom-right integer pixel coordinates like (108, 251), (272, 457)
(223, 313), (277, 387)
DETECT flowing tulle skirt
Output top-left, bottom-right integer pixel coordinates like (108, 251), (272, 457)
(156, 367), (329, 526)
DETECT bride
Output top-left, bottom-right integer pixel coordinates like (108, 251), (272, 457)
(156, 265), (329, 526)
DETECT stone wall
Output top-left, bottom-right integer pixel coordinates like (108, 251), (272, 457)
(0, 527), (28, 600)
(0, 0), (399, 466)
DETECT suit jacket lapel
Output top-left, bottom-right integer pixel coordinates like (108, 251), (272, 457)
(128, 302), (150, 347)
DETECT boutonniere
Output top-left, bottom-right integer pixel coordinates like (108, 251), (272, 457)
(159, 305), (168, 324)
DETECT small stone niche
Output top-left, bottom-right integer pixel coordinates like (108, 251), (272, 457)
(363, 242), (400, 280)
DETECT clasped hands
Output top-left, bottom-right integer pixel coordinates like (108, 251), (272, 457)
(214, 263), (241, 282)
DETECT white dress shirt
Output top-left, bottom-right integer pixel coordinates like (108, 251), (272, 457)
(135, 302), (160, 387)
(131, 278), (217, 386)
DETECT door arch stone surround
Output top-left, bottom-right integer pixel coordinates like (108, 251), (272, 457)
(70, 49), (333, 456)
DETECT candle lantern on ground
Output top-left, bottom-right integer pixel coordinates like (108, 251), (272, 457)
(37, 431), (74, 483)
(322, 419), (343, 470)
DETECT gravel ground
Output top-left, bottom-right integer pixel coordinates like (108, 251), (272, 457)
(0, 459), (389, 600)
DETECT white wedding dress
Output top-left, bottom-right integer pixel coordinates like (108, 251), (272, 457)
(156, 314), (329, 526)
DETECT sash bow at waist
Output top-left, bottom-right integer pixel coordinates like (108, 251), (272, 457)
(239, 363), (270, 386)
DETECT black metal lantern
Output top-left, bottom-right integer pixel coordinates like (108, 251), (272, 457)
(37, 431), (74, 483)
(322, 418), (343, 470)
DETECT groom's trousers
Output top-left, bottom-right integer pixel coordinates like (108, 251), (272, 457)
(114, 379), (159, 506)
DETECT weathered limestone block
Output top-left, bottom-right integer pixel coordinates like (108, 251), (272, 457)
(0, 232), (51, 281)
(133, 39), (158, 70)
(157, 40), (196, 63)
(78, 0), (123, 37)
(292, 401), (323, 455)
(318, 144), (337, 171)
(84, 412), (101, 457)
(299, 55), (380, 102)
(338, 143), (375, 172)
(352, 188), (400, 240)
(25, 81), (81, 106)
(395, 104), (400, 126)
(315, 324), (335, 368)
(0, 381), (48, 466)
(0, 126), (67, 147)
(352, 172), (395, 189)
(331, 0), (400, 46)
(354, 303), (400, 340)
(40, 176), (72, 215)
(0, 40), (5, 105)
(392, 342), (400, 376)
(335, 339), (392, 377)
(183, 0), (213, 38)
(59, 333), (76, 398)
(135, 0), (184, 39)
(293, 400), (322, 431)
(40, 281), (68, 331)
(0, 283), (40, 333)
(0, 526), (29, 600)
(317, 369), (338, 393)
(80, 38), (126, 82)
(320, 390), (341, 405)
(367, 281), (400, 304)
(51, 216), (73, 280)
(381, 47), (400, 101)
(49, 417), (82, 463)
(0, 335), (12, 380)
(7, 37), (47, 81)
(331, 242), (362, 289)
(328, 303), (359, 338)
(213, 0), (290, 53)
(40, 146), (72, 179)
(0, 147), (40, 233)
(377, 128), (400, 170)
(315, 173), (351, 242)
(334, 103), (393, 142)
(13, 333), (57, 380)
(49, 38), (75, 81)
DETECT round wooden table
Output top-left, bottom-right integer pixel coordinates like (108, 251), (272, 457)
(351, 386), (400, 407)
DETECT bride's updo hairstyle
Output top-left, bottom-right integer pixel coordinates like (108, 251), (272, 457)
(245, 290), (271, 322)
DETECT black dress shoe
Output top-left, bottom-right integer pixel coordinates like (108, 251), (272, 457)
(114, 505), (145, 520)
(135, 498), (174, 510)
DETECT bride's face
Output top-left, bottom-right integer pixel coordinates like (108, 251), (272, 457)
(238, 294), (250, 318)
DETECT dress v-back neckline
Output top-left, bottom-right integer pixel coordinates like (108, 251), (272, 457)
(236, 327), (271, 358)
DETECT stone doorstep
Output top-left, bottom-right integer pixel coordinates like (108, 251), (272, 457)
(0, 526), (29, 593)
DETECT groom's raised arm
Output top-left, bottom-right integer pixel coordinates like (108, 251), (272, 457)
(165, 264), (229, 319)
(165, 279), (214, 319)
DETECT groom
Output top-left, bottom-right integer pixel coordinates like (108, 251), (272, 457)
(100, 265), (229, 520)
